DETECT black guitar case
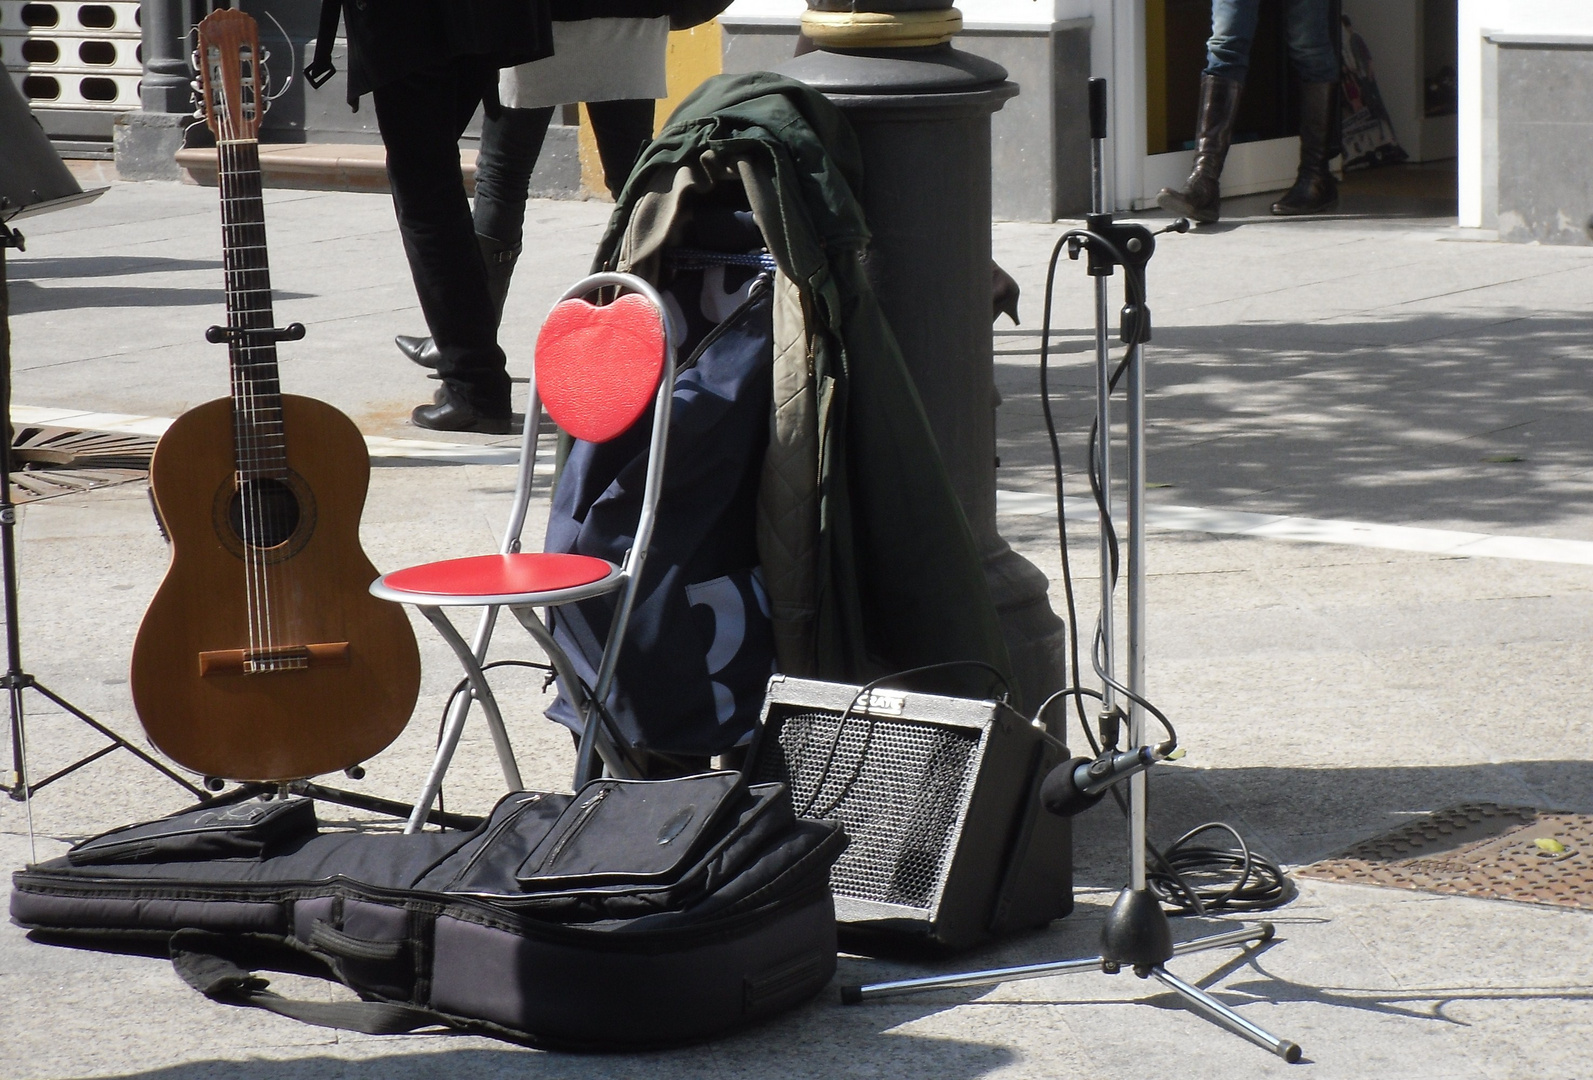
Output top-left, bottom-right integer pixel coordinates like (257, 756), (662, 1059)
(10, 772), (846, 1050)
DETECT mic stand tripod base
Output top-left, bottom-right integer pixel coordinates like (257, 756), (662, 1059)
(840, 898), (1302, 1063)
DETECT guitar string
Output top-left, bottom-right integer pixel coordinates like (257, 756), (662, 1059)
(217, 86), (252, 662)
(241, 54), (279, 670)
(221, 81), (261, 667)
(216, 56), (272, 669)
(242, 44), (283, 670)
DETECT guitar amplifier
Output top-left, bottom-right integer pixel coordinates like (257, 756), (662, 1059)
(750, 676), (1072, 952)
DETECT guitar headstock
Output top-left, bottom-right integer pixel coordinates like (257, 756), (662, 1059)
(196, 9), (264, 142)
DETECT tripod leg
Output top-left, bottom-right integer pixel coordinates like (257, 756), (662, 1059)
(1151, 965), (1301, 1062)
(27, 682), (205, 799)
(844, 925), (1279, 1003)
(842, 955), (1102, 1004)
(1172, 921), (1275, 958)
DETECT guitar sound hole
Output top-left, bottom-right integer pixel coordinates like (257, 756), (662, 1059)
(228, 479), (301, 549)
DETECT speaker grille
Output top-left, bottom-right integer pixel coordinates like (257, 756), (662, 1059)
(756, 710), (981, 910)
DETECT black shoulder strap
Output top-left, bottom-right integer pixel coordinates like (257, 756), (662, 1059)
(169, 929), (453, 1037)
(304, 0), (342, 89)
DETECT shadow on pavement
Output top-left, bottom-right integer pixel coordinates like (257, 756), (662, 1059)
(9, 256), (223, 280)
(81, 1025), (1016, 1080)
(7, 281), (313, 314)
(996, 311), (1593, 531)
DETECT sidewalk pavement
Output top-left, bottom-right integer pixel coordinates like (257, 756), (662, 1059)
(1, 168), (1591, 1079)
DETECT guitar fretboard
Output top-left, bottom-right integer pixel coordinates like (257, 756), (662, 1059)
(216, 138), (285, 482)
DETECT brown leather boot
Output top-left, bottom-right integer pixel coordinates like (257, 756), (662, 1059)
(1271, 81), (1340, 216)
(1157, 75), (1243, 224)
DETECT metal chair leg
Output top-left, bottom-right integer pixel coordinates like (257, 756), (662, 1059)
(405, 606), (522, 831)
(508, 604), (635, 784)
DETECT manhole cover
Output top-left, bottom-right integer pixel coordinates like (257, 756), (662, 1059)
(1298, 803), (1593, 911)
(9, 425), (155, 503)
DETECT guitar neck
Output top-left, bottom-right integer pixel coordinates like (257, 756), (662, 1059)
(217, 138), (286, 481)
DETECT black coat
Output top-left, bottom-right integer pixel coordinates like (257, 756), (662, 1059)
(549, 0), (671, 19)
(339, 0), (553, 103)
(549, 0), (732, 29)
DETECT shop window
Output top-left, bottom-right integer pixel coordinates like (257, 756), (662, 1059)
(20, 4), (60, 28)
(79, 40), (117, 65)
(21, 39), (60, 63)
(80, 76), (119, 101)
(77, 5), (116, 29)
(22, 74), (61, 100)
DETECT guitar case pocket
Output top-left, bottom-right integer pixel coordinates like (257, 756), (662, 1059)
(515, 771), (748, 890)
(67, 797), (318, 866)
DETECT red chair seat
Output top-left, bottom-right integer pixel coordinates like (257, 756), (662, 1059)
(383, 553), (615, 599)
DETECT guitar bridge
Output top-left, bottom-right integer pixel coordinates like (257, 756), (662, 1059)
(199, 642), (350, 677)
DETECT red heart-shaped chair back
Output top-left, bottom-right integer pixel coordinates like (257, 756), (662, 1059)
(535, 292), (667, 443)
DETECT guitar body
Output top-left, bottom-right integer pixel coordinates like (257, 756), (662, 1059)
(132, 395), (421, 781)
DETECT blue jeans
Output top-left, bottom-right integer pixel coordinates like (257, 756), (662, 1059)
(1205, 0), (1338, 85)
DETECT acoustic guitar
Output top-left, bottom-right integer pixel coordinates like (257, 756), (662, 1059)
(131, 9), (420, 782)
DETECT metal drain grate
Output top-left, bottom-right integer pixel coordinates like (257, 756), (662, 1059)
(1298, 803), (1593, 911)
(9, 424), (155, 502)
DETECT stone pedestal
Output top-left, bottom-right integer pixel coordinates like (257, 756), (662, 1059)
(113, 112), (187, 181)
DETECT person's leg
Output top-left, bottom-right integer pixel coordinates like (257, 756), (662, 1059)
(1272, 0), (1340, 215)
(373, 58), (511, 428)
(1281, 0), (1339, 85)
(584, 98), (656, 200)
(394, 105), (555, 370)
(1156, 0), (1254, 224)
(1204, 0), (1260, 83)
(472, 105), (556, 248)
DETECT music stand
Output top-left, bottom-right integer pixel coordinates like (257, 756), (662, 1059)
(0, 75), (205, 818)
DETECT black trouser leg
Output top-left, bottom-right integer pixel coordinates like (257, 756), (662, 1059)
(473, 105), (556, 247)
(373, 59), (511, 417)
(585, 98), (656, 200)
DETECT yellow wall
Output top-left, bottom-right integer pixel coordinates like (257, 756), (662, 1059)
(578, 21), (725, 198)
(1145, 0), (1167, 156)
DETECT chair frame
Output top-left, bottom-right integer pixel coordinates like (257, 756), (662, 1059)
(371, 272), (682, 832)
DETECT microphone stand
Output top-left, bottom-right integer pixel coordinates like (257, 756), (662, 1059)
(0, 218), (206, 824)
(837, 80), (1302, 1063)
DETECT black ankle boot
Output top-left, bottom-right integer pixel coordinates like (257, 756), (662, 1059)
(411, 385), (512, 434)
(1157, 75), (1243, 225)
(395, 234), (522, 369)
(1272, 81), (1340, 216)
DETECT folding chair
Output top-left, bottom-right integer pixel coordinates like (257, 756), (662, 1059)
(371, 272), (681, 832)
